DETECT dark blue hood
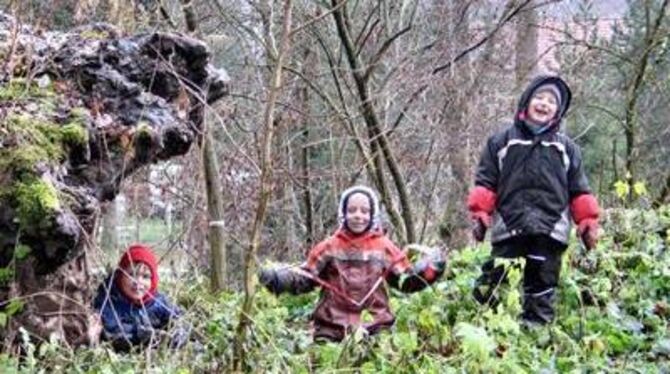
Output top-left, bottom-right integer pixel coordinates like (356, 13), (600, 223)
(515, 75), (572, 132)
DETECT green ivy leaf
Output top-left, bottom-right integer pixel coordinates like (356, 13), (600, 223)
(613, 180), (630, 200)
(361, 310), (374, 324)
(632, 181), (647, 197)
(14, 244), (31, 260)
(455, 322), (495, 362)
(0, 267), (13, 284)
(5, 300), (23, 316)
(392, 331), (418, 353)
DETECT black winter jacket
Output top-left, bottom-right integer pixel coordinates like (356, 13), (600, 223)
(474, 76), (591, 245)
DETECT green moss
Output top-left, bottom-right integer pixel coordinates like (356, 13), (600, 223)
(135, 121), (152, 139)
(60, 108), (90, 146)
(0, 78), (54, 100)
(0, 89), (86, 230)
(14, 178), (60, 227)
(79, 29), (109, 40)
(0, 146), (52, 176)
(70, 107), (89, 120)
(14, 244), (31, 260)
(0, 114), (65, 175)
(61, 123), (88, 146)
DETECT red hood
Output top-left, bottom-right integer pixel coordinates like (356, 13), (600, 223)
(115, 244), (159, 304)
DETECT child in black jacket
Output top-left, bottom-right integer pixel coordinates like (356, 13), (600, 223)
(467, 76), (600, 325)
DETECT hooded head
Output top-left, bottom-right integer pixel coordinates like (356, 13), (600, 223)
(114, 244), (159, 304)
(337, 185), (381, 235)
(515, 76), (572, 134)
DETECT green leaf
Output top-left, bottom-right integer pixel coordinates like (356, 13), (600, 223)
(361, 310), (374, 324)
(613, 180), (630, 199)
(5, 300), (23, 316)
(632, 181), (647, 197)
(14, 244), (31, 260)
(455, 322), (495, 362)
(0, 267), (13, 284)
(392, 331), (418, 353)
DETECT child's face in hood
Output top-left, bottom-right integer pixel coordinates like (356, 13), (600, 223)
(527, 91), (559, 125)
(118, 263), (153, 303)
(344, 192), (372, 234)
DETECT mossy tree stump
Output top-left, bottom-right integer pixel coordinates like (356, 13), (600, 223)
(0, 12), (228, 348)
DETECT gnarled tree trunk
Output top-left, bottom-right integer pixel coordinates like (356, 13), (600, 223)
(0, 11), (228, 348)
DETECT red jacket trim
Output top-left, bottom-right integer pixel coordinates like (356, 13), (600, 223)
(467, 186), (497, 214)
(570, 193), (599, 223)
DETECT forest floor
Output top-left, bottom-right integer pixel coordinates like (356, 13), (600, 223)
(2, 206), (669, 373)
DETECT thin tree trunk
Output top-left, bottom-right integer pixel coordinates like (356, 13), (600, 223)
(331, 0), (416, 243)
(299, 46), (315, 246)
(623, 0), (668, 202)
(284, 135), (298, 256)
(100, 200), (119, 252)
(440, 1), (475, 248)
(285, 38), (405, 235)
(203, 131), (227, 291)
(653, 172), (670, 208)
(180, 0), (198, 32)
(515, 0), (538, 89)
(232, 0), (293, 370)
(180, 0), (228, 291)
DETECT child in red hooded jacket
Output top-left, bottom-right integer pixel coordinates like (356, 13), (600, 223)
(467, 76), (600, 326)
(260, 185), (445, 342)
(93, 244), (187, 351)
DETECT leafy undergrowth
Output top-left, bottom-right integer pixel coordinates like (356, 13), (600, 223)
(2, 206), (669, 373)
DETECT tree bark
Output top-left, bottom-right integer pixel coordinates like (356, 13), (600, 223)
(299, 45), (315, 246)
(0, 11), (228, 347)
(331, 0), (416, 244)
(100, 200), (119, 252)
(232, 0), (293, 370)
(653, 172), (670, 208)
(180, 0), (228, 292)
(515, 0), (538, 89)
(203, 131), (228, 291)
(623, 0), (668, 202)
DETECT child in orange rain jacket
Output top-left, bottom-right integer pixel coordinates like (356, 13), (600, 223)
(259, 185), (445, 342)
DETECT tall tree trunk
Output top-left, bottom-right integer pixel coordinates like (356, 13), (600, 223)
(440, 1), (474, 248)
(299, 46), (315, 246)
(331, 0), (416, 244)
(623, 0), (668, 203)
(100, 200), (119, 252)
(283, 132), (298, 257)
(515, 0), (538, 89)
(653, 172), (670, 208)
(203, 131), (228, 291)
(180, 0), (228, 291)
(233, 0), (293, 370)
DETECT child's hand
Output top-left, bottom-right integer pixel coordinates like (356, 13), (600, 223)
(470, 212), (491, 242)
(410, 245), (446, 281)
(471, 218), (486, 242)
(578, 218), (599, 250)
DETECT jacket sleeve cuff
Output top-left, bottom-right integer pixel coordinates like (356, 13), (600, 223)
(467, 186), (497, 214)
(570, 193), (600, 224)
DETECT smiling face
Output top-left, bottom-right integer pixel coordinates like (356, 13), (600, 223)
(345, 192), (372, 234)
(527, 90), (559, 125)
(118, 262), (153, 303)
